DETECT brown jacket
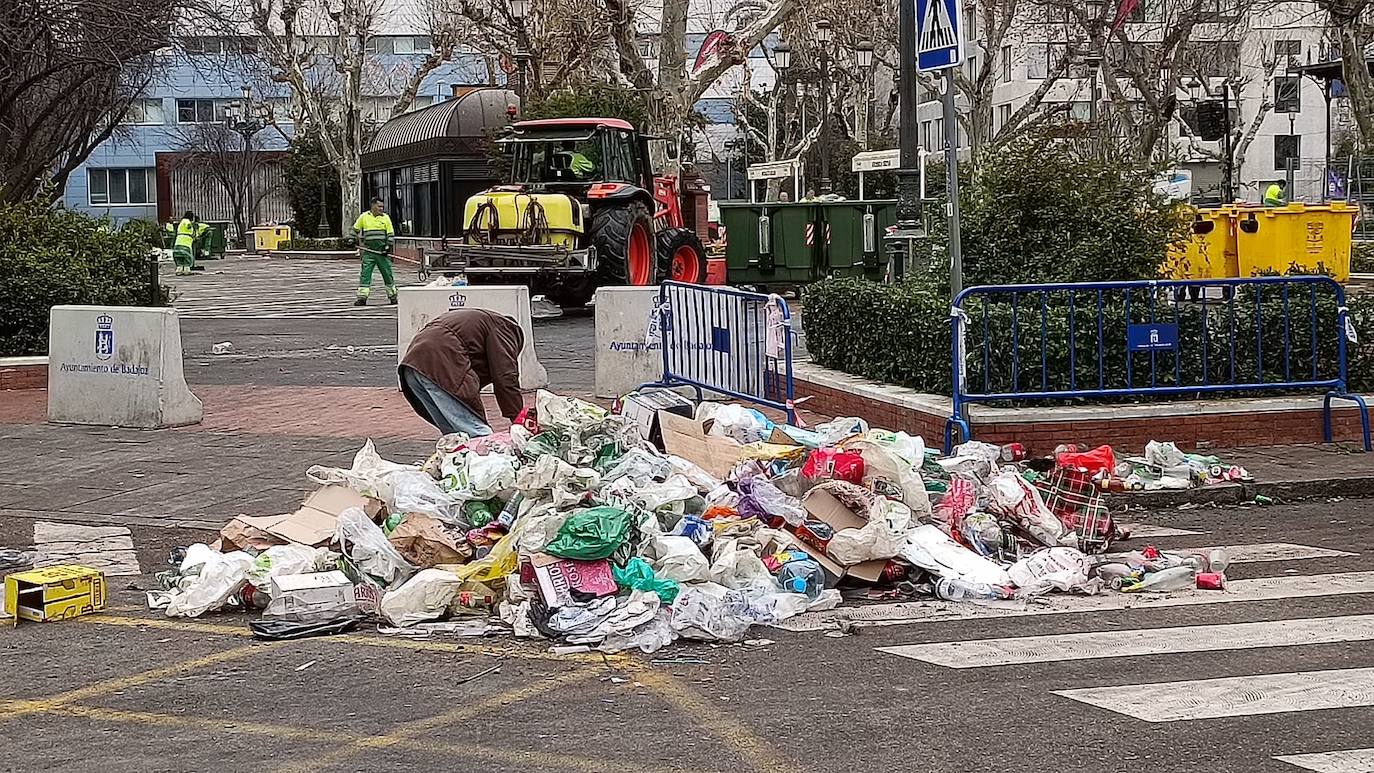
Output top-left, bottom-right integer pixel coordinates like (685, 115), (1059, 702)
(399, 309), (525, 423)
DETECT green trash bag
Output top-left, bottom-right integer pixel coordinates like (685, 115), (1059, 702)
(545, 506), (632, 561)
(464, 499), (499, 528)
(612, 557), (680, 605)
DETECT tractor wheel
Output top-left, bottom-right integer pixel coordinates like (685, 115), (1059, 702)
(590, 200), (655, 286)
(656, 227), (708, 284)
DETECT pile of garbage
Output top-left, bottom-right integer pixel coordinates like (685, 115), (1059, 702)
(150, 389), (1241, 651)
(1053, 441), (1250, 492)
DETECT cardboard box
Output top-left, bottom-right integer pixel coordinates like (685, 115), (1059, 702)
(525, 552), (617, 608)
(222, 485), (379, 550)
(618, 389), (696, 447)
(658, 410), (744, 479)
(799, 488), (887, 583)
(4, 565), (107, 624)
(267, 570), (356, 623)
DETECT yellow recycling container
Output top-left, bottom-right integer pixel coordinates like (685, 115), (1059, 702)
(1233, 202), (1355, 282)
(1162, 206), (1238, 280)
(250, 225), (292, 252)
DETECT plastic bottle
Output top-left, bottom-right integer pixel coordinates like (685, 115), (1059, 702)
(495, 493), (524, 529)
(934, 577), (1014, 602)
(1208, 548), (1231, 574)
(777, 559), (825, 600)
(1092, 562), (1139, 590)
(1121, 566), (1196, 593)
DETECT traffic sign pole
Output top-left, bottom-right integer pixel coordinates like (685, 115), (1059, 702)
(942, 70), (963, 299)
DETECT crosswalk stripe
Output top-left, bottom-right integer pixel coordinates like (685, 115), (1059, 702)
(1165, 542), (1356, 563)
(1125, 525), (1206, 538)
(1054, 667), (1374, 722)
(1275, 748), (1374, 772)
(771, 570), (1374, 632)
(877, 614), (1374, 668)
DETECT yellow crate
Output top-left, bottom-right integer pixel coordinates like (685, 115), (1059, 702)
(251, 225), (292, 252)
(1162, 206), (1238, 280)
(1234, 202), (1355, 282)
(4, 565), (106, 625)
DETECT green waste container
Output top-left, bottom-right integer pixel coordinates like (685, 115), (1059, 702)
(721, 200), (895, 286)
(199, 221), (229, 259)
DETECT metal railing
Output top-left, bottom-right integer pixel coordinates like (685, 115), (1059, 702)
(945, 276), (1370, 452)
(641, 281), (797, 423)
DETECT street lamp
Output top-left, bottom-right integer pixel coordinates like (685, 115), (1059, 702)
(773, 41), (791, 72)
(1186, 76), (1235, 203)
(226, 84), (265, 250)
(856, 41), (875, 151)
(509, 0), (530, 101)
(814, 19), (833, 194)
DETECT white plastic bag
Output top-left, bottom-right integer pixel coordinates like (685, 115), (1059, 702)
(827, 497), (912, 565)
(598, 610), (676, 654)
(165, 545), (254, 618)
(864, 429), (927, 467)
(986, 468), (1068, 547)
(391, 470), (465, 523)
(704, 404), (772, 444)
(305, 439), (413, 503)
(442, 451), (518, 501)
(708, 539), (778, 593)
(842, 438), (932, 518)
(813, 416), (868, 446)
(536, 389), (607, 432)
(336, 507), (415, 588)
(245, 544), (329, 590)
(379, 569), (464, 627)
(670, 582), (755, 642)
(900, 524), (1012, 585)
(650, 535), (711, 583)
(1008, 546), (1101, 596)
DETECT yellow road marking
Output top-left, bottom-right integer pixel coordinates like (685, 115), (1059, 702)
(23, 703), (660, 773)
(630, 667), (793, 773)
(0, 644), (265, 722)
(276, 667), (595, 773)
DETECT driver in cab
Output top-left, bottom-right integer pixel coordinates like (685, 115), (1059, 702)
(553, 141), (596, 181)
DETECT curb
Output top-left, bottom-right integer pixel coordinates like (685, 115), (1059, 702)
(1111, 475), (1374, 509)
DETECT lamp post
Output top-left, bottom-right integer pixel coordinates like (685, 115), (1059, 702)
(1085, 0), (1104, 126)
(815, 19), (833, 194)
(771, 41), (792, 199)
(509, 0), (530, 102)
(226, 84), (265, 250)
(856, 41), (874, 151)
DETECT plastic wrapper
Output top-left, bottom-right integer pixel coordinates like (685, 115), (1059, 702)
(842, 438), (933, 518)
(536, 389), (607, 432)
(666, 455), (723, 493)
(597, 611), (676, 654)
(379, 568), (464, 627)
(986, 468), (1069, 548)
(165, 544), (255, 618)
(336, 507), (415, 589)
(708, 538), (778, 593)
(901, 524), (1013, 585)
(544, 506), (633, 561)
(516, 455), (599, 508)
(603, 448), (671, 485)
(801, 449), (866, 484)
(670, 514), (714, 548)
(827, 497), (912, 565)
(1056, 444), (1116, 476)
(649, 534), (712, 583)
(1007, 546), (1101, 596)
(736, 475), (806, 527)
(813, 417), (868, 446)
(612, 557), (681, 604)
(245, 544), (330, 590)
(704, 404), (772, 444)
(669, 582), (755, 642)
(391, 470), (466, 524)
(306, 439), (413, 503)
(515, 511), (572, 556)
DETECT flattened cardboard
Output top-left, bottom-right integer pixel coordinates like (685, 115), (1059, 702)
(231, 485), (377, 548)
(800, 488), (887, 583)
(658, 410), (743, 479)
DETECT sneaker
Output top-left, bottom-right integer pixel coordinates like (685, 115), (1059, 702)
(354, 297), (367, 306)
(388, 295), (398, 305)
(530, 295), (563, 319)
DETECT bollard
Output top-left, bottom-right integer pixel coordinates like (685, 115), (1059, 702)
(148, 253), (161, 305)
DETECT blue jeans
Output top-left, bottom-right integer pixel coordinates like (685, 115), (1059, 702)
(400, 366), (492, 437)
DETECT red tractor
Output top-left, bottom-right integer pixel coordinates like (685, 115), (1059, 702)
(426, 117), (722, 306)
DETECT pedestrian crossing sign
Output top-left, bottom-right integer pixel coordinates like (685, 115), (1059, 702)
(915, 0), (964, 71)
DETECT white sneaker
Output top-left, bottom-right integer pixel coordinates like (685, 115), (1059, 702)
(530, 295), (563, 319)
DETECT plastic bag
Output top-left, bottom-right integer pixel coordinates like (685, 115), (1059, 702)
(827, 497), (912, 565)
(442, 452), (518, 501)
(336, 507), (415, 589)
(649, 535), (711, 583)
(801, 448), (866, 484)
(391, 470), (466, 524)
(705, 404), (772, 444)
(864, 429), (926, 467)
(900, 524), (1012, 585)
(631, 474), (697, 513)
(612, 557), (681, 604)
(813, 416), (868, 446)
(515, 511), (572, 556)
(165, 545), (255, 618)
(245, 544), (329, 590)
(665, 455), (723, 493)
(603, 448), (671, 485)
(597, 610), (676, 654)
(454, 526), (520, 584)
(736, 475), (806, 527)
(1056, 445), (1116, 476)
(306, 439), (413, 503)
(669, 514), (714, 549)
(379, 568), (464, 627)
(670, 582), (759, 642)
(545, 506), (633, 561)
(986, 468), (1069, 548)
(536, 389), (607, 432)
(843, 438), (932, 518)
(1007, 546), (1101, 596)
(708, 539), (778, 593)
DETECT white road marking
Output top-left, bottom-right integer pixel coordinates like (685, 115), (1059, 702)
(1123, 525), (1206, 538)
(32, 521), (141, 576)
(771, 571), (1374, 632)
(1175, 542), (1357, 563)
(1054, 667), (1374, 722)
(1275, 748), (1374, 772)
(877, 614), (1374, 668)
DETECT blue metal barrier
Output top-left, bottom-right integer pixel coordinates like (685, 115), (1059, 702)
(945, 276), (1370, 452)
(640, 281), (797, 423)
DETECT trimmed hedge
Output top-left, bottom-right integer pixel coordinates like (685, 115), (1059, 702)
(1355, 241), (1374, 274)
(0, 202), (167, 356)
(280, 237), (345, 251)
(802, 277), (1374, 398)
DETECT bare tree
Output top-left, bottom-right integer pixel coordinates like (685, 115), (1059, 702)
(449, 0), (616, 101)
(1318, 0), (1374, 144)
(0, 0), (177, 203)
(172, 123), (284, 248)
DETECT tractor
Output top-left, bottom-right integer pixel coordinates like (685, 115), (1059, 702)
(424, 117), (720, 306)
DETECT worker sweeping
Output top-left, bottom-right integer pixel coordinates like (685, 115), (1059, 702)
(399, 308), (524, 437)
(172, 211), (204, 276)
(352, 197), (397, 305)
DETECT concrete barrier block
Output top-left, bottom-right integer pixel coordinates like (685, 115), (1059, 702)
(47, 306), (202, 429)
(594, 286), (663, 398)
(397, 285), (549, 391)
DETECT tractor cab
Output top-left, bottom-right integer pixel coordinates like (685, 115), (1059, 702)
(504, 119), (653, 195)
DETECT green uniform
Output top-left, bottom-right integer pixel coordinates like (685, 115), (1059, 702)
(352, 210), (396, 299)
(173, 218), (197, 274)
(1263, 183), (1286, 207)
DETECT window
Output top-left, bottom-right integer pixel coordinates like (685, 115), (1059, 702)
(1001, 45), (1013, 83)
(365, 36), (396, 55)
(393, 36), (433, 54)
(262, 97), (293, 122)
(1042, 43), (1068, 79)
(998, 103), (1012, 130)
(1275, 76), (1301, 112)
(88, 168), (155, 206)
(1274, 39), (1302, 74)
(184, 36), (222, 55)
(921, 120), (932, 149)
(1274, 134), (1300, 171)
(1204, 0), (1241, 20)
(122, 99), (165, 125)
(1026, 44), (1047, 79)
(176, 99), (228, 124)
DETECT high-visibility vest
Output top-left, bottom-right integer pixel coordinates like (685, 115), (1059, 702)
(1263, 184), (1285, 206)
(174, 218), (196, 250)
(352, 211), (394, 252)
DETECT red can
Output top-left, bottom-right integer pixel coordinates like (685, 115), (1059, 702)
(1196, 572), (1227, 590)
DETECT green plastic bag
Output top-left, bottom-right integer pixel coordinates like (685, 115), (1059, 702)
(464, 499), (498, 528)
(612, 557), (680, 604)
(545, 506), (632, 560)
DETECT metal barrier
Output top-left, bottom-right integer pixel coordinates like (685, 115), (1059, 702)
(945, 276), (1370, 452)
(640, 280), (797, 423)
